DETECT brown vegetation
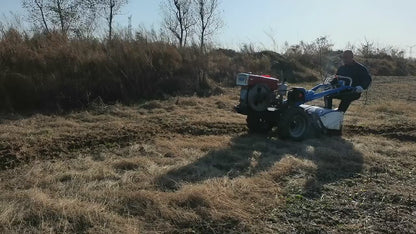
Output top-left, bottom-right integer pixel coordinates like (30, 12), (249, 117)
(0, 29), (207, 112)
(1, 76), (416, 232)
(1, 28), (415, 113)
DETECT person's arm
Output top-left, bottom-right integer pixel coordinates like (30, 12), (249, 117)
(358, 66), (372, 89)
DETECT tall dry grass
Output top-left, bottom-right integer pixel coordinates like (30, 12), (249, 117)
(0, 28), (327, 112)
(1, 28), (415, 113)
(0, 29), (209, 112)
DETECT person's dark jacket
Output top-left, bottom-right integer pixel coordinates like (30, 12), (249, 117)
(336, 61), (372, 89)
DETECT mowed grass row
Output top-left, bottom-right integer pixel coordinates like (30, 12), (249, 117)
(0, 77), (416, 233)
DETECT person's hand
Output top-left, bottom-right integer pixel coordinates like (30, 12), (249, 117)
(330, 77), (338, 85)
(355, 86), (364, 93)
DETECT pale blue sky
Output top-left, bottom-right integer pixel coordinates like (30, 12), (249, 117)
(1, 0), (415, 55)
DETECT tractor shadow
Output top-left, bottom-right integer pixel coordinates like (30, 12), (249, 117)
(156, 134), (363, 198)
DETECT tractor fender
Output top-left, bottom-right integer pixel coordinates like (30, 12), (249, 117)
(300, 105), (344, 130)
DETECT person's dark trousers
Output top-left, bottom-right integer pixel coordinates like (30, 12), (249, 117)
(324, 91), (361, 112)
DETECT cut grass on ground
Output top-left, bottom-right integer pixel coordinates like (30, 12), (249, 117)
(1, 77), (416, 233)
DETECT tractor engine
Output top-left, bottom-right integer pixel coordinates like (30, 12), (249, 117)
(235, 73), (287, 114)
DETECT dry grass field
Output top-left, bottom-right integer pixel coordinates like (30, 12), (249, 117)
(1, 76), (416, 233)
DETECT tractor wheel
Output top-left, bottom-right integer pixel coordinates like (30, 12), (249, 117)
(246, 113), (273, 134)
(247, 84), (272, 112)
(278, 107), (310, 141)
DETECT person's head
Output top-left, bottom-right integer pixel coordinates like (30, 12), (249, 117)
(342, 50), (354, 65)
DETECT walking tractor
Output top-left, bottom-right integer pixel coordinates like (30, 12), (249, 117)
(234, 73), (356, 140)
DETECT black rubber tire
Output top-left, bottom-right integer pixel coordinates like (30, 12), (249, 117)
(246, 113), (273, 134)
(278, 107), (310, 141)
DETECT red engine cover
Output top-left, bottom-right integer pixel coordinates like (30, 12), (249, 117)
(247, 74), (279, 91)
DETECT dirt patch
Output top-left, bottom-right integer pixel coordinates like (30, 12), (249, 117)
(0, 120), (247, 170)
(0, 125), (161, 170)
(169, 122), (247, 136)
(0, 151), (19, 170)
(345, 124), (416, 142)
(3, 119), (415, 171)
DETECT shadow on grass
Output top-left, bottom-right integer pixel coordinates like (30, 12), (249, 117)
(156, 134), (363, 198)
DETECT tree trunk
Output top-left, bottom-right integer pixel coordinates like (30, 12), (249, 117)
(200, 31), (205, 52)
(179, 27), (183, 47)
(56, 0), (65, 33)
(35, 0), (49, 33)
(109, 1), (114, 41)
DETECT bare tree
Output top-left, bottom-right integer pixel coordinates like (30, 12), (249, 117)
(22, 0), (99, 36)
(48, 0), (81, 34)
(264, 27), (278, 52)
(97, 0), (128, 41)
(161, 0), (194, 47)
(75, 0), (100, 37)
(22, 0), (50, 33)
(194, 0), (222, 52)
(358, 38), (375, 58)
